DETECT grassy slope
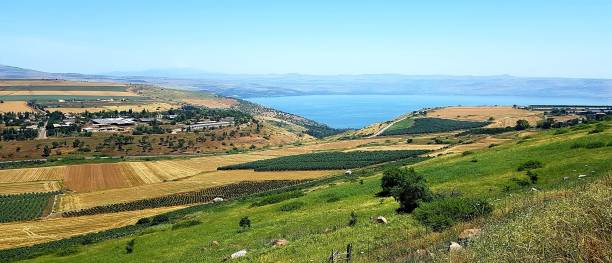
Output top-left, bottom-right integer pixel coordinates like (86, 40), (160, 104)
(22, 122), (612, 262)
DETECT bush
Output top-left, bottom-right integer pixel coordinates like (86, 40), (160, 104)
(135, 218), (151, 225)
(526, 170), (538, 184)
(239, 216), (251, 229)
(413, 197), (493, 231)
(125, 239), (135, 254)
(150, 215), (169, 225)
(517, 160), (543, 171)
(515, 119), (530, 131)
(380, 167), (432, 213)
(278, 201), (305, 212)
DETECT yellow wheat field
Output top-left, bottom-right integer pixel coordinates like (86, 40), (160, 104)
(0, 181), (62, 195)
(0, 90), (135, 96)
(426, 106), (543, 128)
(46, 102), (178, 114)
(0, 80), (126, 87)
(0, 101), (34, 113)
(0, 206), (184, 249)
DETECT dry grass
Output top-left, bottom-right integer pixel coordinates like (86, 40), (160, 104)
(183, 98), (238, 108)
(445, 176), (612, 263)
(0, 181), (62, 195)
(0, 90), (135, 96)
(427, 106), (543, 128)
(0, 101), (34, 113)
(0, 80), (125, 87)
(0, 206), (184, 249)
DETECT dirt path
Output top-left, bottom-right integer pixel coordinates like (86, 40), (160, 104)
(368, 115), (409, 138)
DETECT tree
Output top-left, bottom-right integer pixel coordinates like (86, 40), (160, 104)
(42, 145), (51, 157)
(380, 167), (432, 213)
(239, 216), (251, 229)
(515, 119), (530, 131)
(72, 139), (81, 148)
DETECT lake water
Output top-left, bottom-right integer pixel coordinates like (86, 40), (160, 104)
(247, 94), (612, 129)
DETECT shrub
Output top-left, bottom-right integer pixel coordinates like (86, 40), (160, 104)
(462, 151), (474, 156)
(380, 167), (432, 213)
(135, 218), (151, 225)
(526, 170), (538, 184)
(413, 197), (493, 231)
(150, 215), (169, 225)
(239, 217), (251, 229)
(517, 160), (543, 171)
(348, 211), (358, 227)
(515, 119), (530, 131)
(172, 219), (201, 230)
(554, 128), (569, 135)
(125, 239), (135, 254)
(278, 201), (305, 212)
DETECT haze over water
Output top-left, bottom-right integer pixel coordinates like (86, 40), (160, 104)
(248, 94), (612, 129)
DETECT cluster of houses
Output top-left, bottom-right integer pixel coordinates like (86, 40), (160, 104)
(528, 105), (612, 120)
(82, 116), (234, 133)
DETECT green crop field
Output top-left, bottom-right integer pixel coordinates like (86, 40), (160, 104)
(0, 86), (127, 91)
(383, 117), (488, 135)
(218, 150), (429, 171)
(2, 121), (611, 263)
(383, 117), (414, 133)
(0, 192), (59, 223)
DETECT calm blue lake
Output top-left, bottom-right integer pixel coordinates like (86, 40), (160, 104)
(247, 95), (612, 129)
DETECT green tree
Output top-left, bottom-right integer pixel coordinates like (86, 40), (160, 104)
(42, 145), (51, 157)
(380, 167), (432, 213)
(515, 119), (530, 131)
(239, 216), (251, 229)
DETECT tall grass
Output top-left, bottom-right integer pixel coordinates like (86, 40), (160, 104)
(449, 175), (612, 263)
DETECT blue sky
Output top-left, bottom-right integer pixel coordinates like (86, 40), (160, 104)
(1, 0), (611, 78)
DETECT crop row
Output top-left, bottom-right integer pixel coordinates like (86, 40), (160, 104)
(218, 150), (429, 171)
(0, 191), (59, 223)
(383, 118), (488, 135)
(62, 180), (306, 217)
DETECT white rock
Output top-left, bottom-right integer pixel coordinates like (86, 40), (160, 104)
(448, 242), (462, 252)
(578, 174), (587, 178)
(563, 176), (569, 180)
(374, 216), (388, 224)
(213, 197), (224, 203)
(345, 170), (353, 175)
(231, 249), (247, 258)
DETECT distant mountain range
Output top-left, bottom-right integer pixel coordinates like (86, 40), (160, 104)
(1, 64), (611, 100)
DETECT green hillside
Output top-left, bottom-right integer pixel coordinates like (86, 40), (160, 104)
(7, 121), (612, 262)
